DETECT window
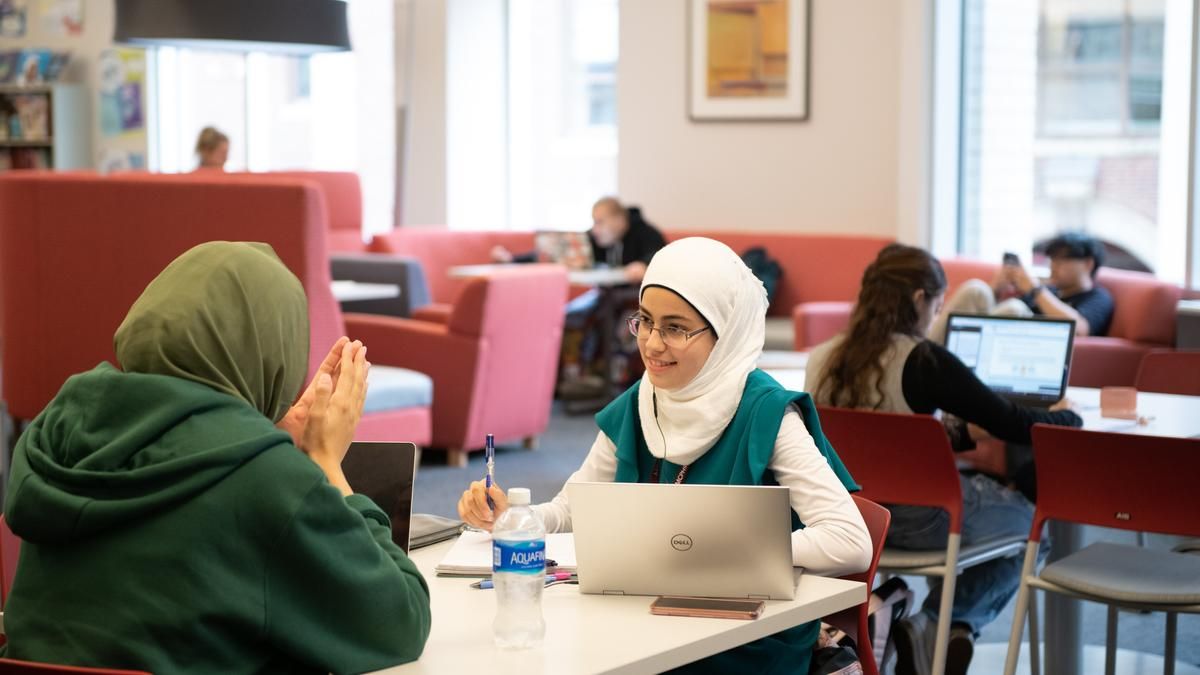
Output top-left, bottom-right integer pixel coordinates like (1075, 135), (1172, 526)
(955, 0), (1191, 281)
(149, 0), (395, 237)
(446, 0), (618, 231)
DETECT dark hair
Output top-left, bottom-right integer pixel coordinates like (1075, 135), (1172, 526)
(1043, 232), (1105, 278)
(816, 244), (946, 410)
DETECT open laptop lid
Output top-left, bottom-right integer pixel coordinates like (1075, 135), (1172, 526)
(567, 482), (796, 600)
(534, 230), (594, 268)
(943, 313), (1076, 406)
(342, 442), (418, 553)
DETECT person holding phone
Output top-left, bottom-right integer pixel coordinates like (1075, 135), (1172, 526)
(2, 243), (431, 674)
(931, 231), (1115, 343)
(458, 237), (871, 674)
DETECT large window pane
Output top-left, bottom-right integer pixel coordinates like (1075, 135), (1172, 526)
(960, 0), (1177, 275)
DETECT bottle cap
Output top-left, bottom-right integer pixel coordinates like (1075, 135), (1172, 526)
(507, 487), (531, 505)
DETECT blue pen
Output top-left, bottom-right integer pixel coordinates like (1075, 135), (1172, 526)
(485, 433), (496, 510)
(473, 572), (574, 590)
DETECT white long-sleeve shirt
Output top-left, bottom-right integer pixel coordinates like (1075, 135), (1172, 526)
(532, 410), (873, 577)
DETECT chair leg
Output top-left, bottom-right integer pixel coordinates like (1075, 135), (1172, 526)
(446, 447), (468, 468)
(1165, 612), (1177, 675)
(1004, 542), (1041, 675)
(1105, 605), (1118, 675)
(932, 534), (962, 675)
(1028, 584), (1040, 675)
(522, 435), (538, 450)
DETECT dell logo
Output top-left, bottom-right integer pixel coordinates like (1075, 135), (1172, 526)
(671, 534), (693, 551)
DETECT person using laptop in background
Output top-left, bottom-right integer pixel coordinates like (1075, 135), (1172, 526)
(459, 237), (871, 674)
(491, 196), (666, 284)
(931, 231), (1114, 343)
(2, 243), (431, 674)
(805, 244), (1082, 675)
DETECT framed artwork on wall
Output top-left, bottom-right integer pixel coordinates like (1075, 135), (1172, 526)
(688, 0), (810, 121)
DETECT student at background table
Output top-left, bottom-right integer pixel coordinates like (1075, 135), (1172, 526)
(2, 242), (430, 674)
(459, 237), (871, 674)
(805, 244), (1082, 675)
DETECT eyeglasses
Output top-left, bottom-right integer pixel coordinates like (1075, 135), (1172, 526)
(627, 314), (711, 349)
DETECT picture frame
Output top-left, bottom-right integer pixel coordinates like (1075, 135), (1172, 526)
(688, 0), (810, 121)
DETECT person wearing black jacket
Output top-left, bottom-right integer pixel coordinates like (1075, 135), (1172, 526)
(805, 244), (1082, 675)
(492, 197), (666, 283)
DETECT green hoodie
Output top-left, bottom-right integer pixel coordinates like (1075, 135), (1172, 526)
(2, 243), (431, 674)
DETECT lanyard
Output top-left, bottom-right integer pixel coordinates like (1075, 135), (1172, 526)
(647, 458), (691, 485)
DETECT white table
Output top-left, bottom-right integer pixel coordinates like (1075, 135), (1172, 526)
(331, 280), (402, 302)
(374, 538), (865, 674)
(448, 263), (630, 288)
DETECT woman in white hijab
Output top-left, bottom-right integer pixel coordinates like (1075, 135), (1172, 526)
(459, 237), (870, 672)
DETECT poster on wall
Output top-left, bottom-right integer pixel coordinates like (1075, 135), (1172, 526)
(37, 0), (82, 36)
(688, 0), (809, 121)
(99, 48), (146, 137)
(0, 0), (28, 38)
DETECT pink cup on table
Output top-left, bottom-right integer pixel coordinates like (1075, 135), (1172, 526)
(1100, 386), (1139, 420)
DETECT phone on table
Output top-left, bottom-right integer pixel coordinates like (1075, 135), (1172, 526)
(649, 596), (765, 620)
(1002, 252), (1021, 266)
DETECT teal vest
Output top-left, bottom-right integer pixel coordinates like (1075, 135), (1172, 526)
(595, 369), (859, 675)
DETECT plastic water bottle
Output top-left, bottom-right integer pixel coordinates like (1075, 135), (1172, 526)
(492, 487), (546, 649)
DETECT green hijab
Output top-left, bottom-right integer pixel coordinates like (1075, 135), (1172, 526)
(114, 241), (309, 423)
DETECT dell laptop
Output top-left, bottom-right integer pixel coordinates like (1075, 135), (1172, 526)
(568, 482), (796, 600)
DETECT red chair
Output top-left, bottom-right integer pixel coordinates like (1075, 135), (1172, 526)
(349, 265), (569, 466)
(0, 514), (18, 608)
(1003, 426), (1200, 675)
(0, 173), (431, 446)
(824, 495), (891, 675)
(1135, 350), (1200, 396)
(816, 406), (1029, 675)
(0, 660), (150, 674)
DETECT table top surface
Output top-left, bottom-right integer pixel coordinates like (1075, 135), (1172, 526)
(760, 365), (1200, 439)
(448, 264), (632, 287)
(331, 280), (401, 302)
(373, 538), (865, 675)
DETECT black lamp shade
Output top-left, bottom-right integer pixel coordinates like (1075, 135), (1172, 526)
(114, 0), (351, 54)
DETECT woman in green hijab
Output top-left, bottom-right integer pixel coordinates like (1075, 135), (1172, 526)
(2, 242), (431, 674)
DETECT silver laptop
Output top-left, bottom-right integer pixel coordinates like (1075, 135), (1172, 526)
(534, 230), (594, 268)
(342, 442), (418, 552)
(943, 313), (1076, 407)
(567, 482), (796, 600)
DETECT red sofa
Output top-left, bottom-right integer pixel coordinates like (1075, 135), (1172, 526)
(0, 172), (431, 445)
(792, 258), (1184, 387)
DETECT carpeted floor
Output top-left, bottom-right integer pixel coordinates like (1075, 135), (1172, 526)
(412, 402), (1200, 667)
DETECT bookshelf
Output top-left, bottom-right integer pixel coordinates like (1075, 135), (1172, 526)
(0, 84), (88, 172)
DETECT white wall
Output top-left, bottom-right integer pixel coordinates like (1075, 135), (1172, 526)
(617, 0), (919, 237)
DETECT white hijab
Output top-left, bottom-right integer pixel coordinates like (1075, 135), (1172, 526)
(636, 237), (768, 465)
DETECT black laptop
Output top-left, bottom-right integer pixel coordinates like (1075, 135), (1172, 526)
(342, 442), (418, 552)
(943, 313), (1076, 408)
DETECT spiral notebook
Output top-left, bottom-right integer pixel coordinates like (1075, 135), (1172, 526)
(435, 530), (578, 577)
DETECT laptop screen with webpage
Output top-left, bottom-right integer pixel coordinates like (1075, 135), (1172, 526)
(943, 313), (1076, 406)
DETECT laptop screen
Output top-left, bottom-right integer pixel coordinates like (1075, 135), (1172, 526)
(341, 442), (418, 552)
(534, 231), (594, 269)
(944, 313), (1075, 404)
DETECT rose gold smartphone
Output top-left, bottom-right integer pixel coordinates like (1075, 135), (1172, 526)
(649, 596), (765, 620)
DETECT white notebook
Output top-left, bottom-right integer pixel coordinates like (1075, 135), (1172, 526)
(435, 530), (577, 577)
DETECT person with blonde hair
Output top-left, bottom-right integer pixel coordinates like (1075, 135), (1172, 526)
(195, 126), (230, 170)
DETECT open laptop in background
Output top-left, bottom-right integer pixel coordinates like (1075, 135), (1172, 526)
(534, 231), (594, 270)
(341, 442), (418, 553)
(567, 482), (796, 600)
(943, 313), (1076, 408)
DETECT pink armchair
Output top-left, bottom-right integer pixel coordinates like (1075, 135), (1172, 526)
(346, 265), (569, 467)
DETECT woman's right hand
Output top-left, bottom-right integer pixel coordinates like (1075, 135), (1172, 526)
(300, 339), (368, 495)
(491, 245), (514, 263)
(457, 479), (509, 531)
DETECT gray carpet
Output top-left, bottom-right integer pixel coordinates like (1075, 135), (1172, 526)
(412, 402), (1200, 667)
